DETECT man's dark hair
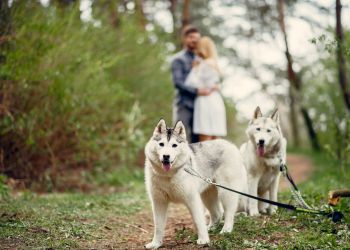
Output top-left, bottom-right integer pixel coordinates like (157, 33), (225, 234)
(182, 26), (199, 37)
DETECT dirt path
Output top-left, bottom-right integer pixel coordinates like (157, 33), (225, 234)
(85, 153), (313, 250)
(279, 153), (313, 190)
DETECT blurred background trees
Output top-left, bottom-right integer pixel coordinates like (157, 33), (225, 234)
(0, 0), (349, 191)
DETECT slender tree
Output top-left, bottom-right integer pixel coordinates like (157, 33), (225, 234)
(181, 0), (190, 29)
(169, 0), (178, 43)
(109, 1), (120, 28)
(52, 0), (77, 7)
(135, 0), (146, 29)
(277, 0), (320, 150)
(277, 0), (300, 147)
(0, 0), (11, 64)
(335, 0), (350, 112)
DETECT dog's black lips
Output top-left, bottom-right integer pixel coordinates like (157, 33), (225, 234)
(161, 158), (175, 165)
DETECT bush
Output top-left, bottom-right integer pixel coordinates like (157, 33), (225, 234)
(0, 3), (173, 190)
(305, 32), (350, 172)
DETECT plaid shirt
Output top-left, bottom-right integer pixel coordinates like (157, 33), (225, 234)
(171, 50), (198, 109)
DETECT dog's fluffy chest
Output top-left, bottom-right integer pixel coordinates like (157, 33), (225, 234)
(257, 155), (280, 174)
(254, 156), (280, 192)
(147, 166), (203, 203)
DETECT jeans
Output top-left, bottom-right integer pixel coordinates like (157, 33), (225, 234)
(173, 104), (198, 143)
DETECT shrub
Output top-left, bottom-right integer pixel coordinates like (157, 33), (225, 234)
(0, 3), (173, 190)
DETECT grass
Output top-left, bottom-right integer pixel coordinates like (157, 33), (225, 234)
(0, 150), (349, 249)
(0, 182), (148, 249)
(179, 149), (350, 249)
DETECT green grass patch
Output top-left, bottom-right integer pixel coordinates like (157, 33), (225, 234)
(208, 150), (350, 249)
(1, 150), (349, 249)
(0, 183), (147, 249)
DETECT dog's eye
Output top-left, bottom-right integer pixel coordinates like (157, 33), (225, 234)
(172, 144), (177, 148)
(256, 128), (261, 131)
(267, 129), (271, 133)
(159, 143), (164, 147)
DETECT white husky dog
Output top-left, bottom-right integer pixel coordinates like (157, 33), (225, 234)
(240, 107), (287, 216)
(144, 119), (247, 249)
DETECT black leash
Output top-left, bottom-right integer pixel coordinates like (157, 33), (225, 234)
(281, 164), (299, 191)
(279, 163), (313, 210)
(184, 166), (344, 223)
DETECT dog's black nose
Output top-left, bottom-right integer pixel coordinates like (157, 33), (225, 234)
(163, 155), (170, 161)
(258, 139), (265, 145)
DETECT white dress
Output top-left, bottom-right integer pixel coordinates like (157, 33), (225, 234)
(185, 61), (227, 136)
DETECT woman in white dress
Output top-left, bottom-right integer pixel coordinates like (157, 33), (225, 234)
(185, 36), (227, 141)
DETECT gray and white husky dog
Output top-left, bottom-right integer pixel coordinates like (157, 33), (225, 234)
(144, 119), (247, 249)
(240, 107), (287, 216)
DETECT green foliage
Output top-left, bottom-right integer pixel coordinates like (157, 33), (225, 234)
(304, 31), (350, 172)
(0, 3), (173, 189)
(0, 174), (9, 200)
(310, 34), (350, 56)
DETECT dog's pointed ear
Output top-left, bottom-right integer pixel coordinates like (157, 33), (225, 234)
(173, 120), (186, 141)
(270, 109), (280, 123)
(253, 106), (262, 119)
(153, 119), (166, 136)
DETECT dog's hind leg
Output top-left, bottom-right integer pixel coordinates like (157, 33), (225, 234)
(218, 189), (239, 233)
(201, 186), (222, 229)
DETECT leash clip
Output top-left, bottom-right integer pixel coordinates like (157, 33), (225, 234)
(205, 177), (213, 184)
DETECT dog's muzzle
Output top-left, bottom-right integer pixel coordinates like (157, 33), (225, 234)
(257, 140), (265, 157)
(162, 155), (171, 172)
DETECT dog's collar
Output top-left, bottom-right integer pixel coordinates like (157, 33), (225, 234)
(263, 153), (280, 159)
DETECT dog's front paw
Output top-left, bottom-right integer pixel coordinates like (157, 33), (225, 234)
(145, 241), (162, 249)
(207, 221), (221, 231)
(219, 226), (233, 234)
(259, 208), (268, 214)
(197, 238), (210, 245)
(268, 206), (277, 215)
(248, 208), (260, 216)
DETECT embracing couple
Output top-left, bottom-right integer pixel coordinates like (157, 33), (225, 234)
(171, 26), (227, 143)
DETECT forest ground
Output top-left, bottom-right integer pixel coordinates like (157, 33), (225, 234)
(1, 151), (349, 249)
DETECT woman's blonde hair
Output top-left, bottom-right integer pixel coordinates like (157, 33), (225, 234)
(196, 36), (220, 73)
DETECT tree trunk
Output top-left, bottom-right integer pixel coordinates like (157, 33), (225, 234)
(0, 0), (11, 35)
(169, 0), (178, 31)
(335, 0), (350, 111)
(300, 107), (321, 151)
(277, 0), (320, 150)
(0, 0), (11, 65)
(169, 0), (179, 46)
(288, 86), (300, 147)
(135, 0), (146, 29)
(277, 0), (300, 147)
(181, 0), (190, 29)
(53, 0), (76, 7)
(109, 1), (120, 28)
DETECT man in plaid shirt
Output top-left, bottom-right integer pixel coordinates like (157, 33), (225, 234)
(171, 26), (212, 143)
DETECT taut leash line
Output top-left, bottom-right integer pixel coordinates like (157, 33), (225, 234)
(184, 167), (344, 223)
